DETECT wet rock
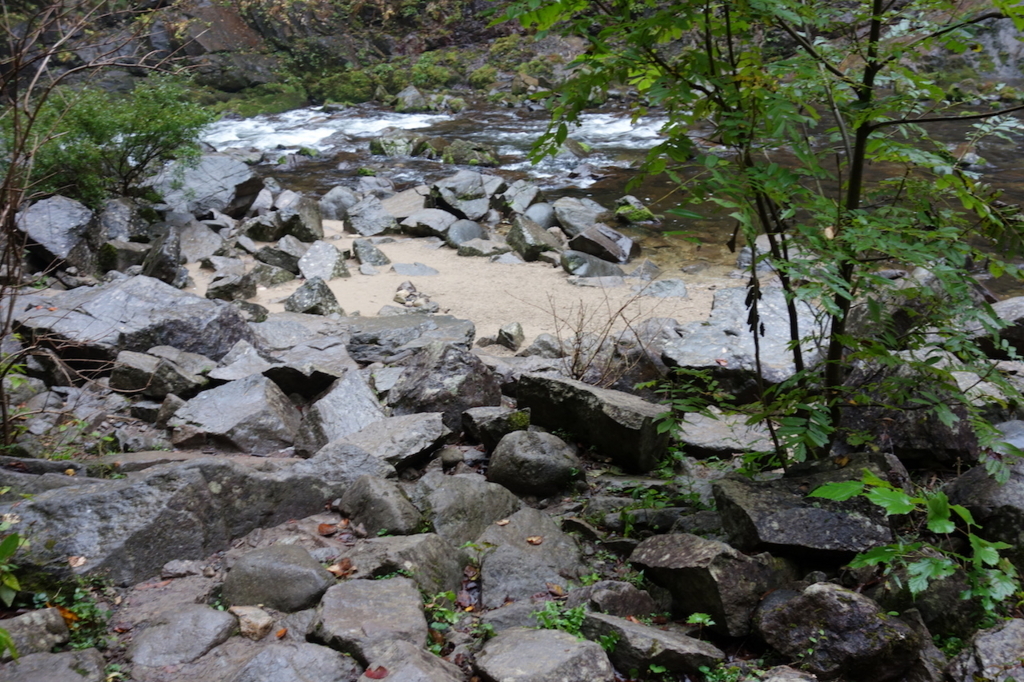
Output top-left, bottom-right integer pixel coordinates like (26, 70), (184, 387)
(947, 618), (1024, 682)
(154, 154), (258, 216)
(336, 533), (464, 595)
(388, 342), (502, 431)
(298, 240), (350, 281)
(142, 228), (189, 287)
(223, 545), (334, 612)
(228, 642), (363, 682)
(279, 195), (324, 242)
(295, 369), (386, 457)
(353, 238), (391, 266)
(477, 507), (584, 607)
(462, 406), (530, 452)
(753, 582), (921, 681)
(284, 277), (344, 316)
(314, 577), (427, 665)
(338, 475), (422, 535)
(129, 604), (236, 667)
(630, 533), (783, 637)
(16, 195), (97, 273)
(568, 224), (639, 264)
(662, 287), (823, 401)
(413, 471), (522, 547)
(347, 196), (400, 236)
(561, 250), (626, 277)
(320, 185), (360, 221)
(242, 212), (285, 242)
(15, 275), (255, 362)
(616, 195), (658, 224)
(335, 412), (450, 468)
(0, 607), (68, 662)
(0, 648), (106, 682)
(487, 430), (583, 498)
(110, 349), (208, 398)
(394, 85), (429, 112)
(170, 374), (301, 454)
(431, 170), (492, 220)
(506, 215), (561, 262)
(475, 627), (614, 682)
(552, 196), (614, 238)
(517, 374), (667, 473)
(581, 611), (724, 676)
(440, 139), (500, 166)
(565, 581), (658, 618)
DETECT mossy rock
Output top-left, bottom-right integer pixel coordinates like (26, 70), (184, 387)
(616, 205), (657, 224)
(209, 83), (309, 118)
(317, 70), (375, 104)
(441, 139), (499, 166)
(469, 66), (497, 90)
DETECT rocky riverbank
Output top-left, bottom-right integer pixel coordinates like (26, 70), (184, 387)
(4, 140), (1024, 682)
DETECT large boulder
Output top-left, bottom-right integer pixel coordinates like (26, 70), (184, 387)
(295, 370), (386, 457)
(506, 215), (562, 262)
(552, 196), (614, 238)
(128, 605), (236, 668)
(486, 430), (583, 498)
(475, 627), (614, 682)
(516, 373), (668, 473)
(947, 618), (1024, 682)
(16, 195), (97, 273)
(945, 457), (1024, 572)
(345, 315), (476, 364)
(153, 154), (261, 217)
(334, 533), (464, 596)
(431, 170), (492, 220)
(346, 196), (399, 236)
(413, 471), (522, 547)
(222, 545), (334, 612)
(580, 612), (724, 676)
(15, 275), (256, 362)
(334, 412), (450, 469)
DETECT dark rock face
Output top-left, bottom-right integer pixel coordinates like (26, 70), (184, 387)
(580, 611), (725, 677)
(506, 215), (561, 261)
(947, 618), (1024, 682)
(15, 275), (256, 363)
(516, 374), (668, 473)
(486, 430), (582, 498)
(387, 342), (502, 430)
(153, 154), (259, 216)
(945, 458), (1024, 572)
(753, 583), (921, 682)
(142, 228), (189, 288)
(222, 545), (334, 612)
(283, 277), (344, 316)
(16, 195), (97, 273)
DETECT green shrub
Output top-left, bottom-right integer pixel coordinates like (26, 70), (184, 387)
(316, 69), (375, 104)
(26, 76), (214, 207)
(468, 66), (498, 90)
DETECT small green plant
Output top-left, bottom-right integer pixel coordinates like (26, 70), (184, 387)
(686, 612), (715, 638)
(34, 582), (112, 650)
(532, 600), (587, 637)
(811, 470), (1019, 613)
(933, 634), (966, 658)
(0, 530), (20, 660)
(698, 663), (747, 682)
(597, 631), (619, 653)
(579, 572), (601, 587)
(423, 591), (459, 655)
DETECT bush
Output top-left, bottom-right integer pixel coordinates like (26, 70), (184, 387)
(25, 76), (214, 207)
(468, 66), (497, 90)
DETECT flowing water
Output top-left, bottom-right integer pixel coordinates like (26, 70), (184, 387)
(202, 101), (1024, 293)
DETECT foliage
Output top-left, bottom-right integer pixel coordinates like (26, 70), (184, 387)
(497, 0), (1024, 475)
(811, 470), (1019, 612)
(423, 590), (459, 655)
(25, 76), (214, 207)
(531, 600), (587, 636)
(33, 581), (112, 650)
(0, 532), (22, 608)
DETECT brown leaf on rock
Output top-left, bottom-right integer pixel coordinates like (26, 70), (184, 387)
(326, 557), (355, 578)
(365, 666), (389, 679)
(275, 628), (287, 639)
(68, 556), (87, 568)
(546, 582), (566, 597)
(456, 589), (475, 609)
(495, 519), (510, 526)
(317, 523), (338, 536)
(526, 536), (543, 545)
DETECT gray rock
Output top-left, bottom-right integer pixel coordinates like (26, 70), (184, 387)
(284, 277), (344, 316)
(947, 618), (1024, 682)
(475, 627), (614, 682)
(338, 475), (422, 535)
(336, 412), (450, 468)
(561, 250), (626, 278)
(206, 272), (257, 301)
(491, 252), (525, 264)
(129, 604), (236, 667)
(228, 642), (363, 682)
(345, 315), (476, 364)
(97, 196), (148, 242)
(142, 228), (188, 287)
(242, 212), (286, 242)
(662, 287), (823, 400)
(298, 240), (350, 281)
(568, 224), (639, 264)
(524, 202), (557, 229)
(552, 196), (614, 238)
(266, 337), (360, 398)
(249, 261), (296, 287)
(753, 583), (921, 682)
(335, 533), (464, 595)
(380, 185), (430, 219)
(431, 170), (491, 220)
(347, 196), (399, 236)
(675, 411), (774, 458)
(497, 322), (525, 351)
(446, 219), (486, 247)
(564, 581), (658, 618)
(477, 507), (584, 608)
(630, 533), (783, 637)
(295, 369), (386, 457)
(487, 430), (582, 498)
(314, 578), (427, 665)
(361, 640), (462, 682)
(713, 464), (894, 557)
(0, 648), (106, 682)
(401, 208), (458, 238)
(16, 195), (96, 273)
(498, 179), (542, 215)
(440, 139), (500, 166)
(0, 608), (68, 662)
(98, 239), (150, 273)
(223, 545), (334, 612)
(110, 350), (208, 398)
(462, 406), (531, 452)
(388, 342), (502, 430)
(394, 85), (429, 112)
(458, 238), (510, 257)
(517, 374), (668, 473)
(637, 278), (688, 298)
(945, 458), (1024, 572)
(413, 471), (522, 547)
(279, 195), (324, 242)
(154, 154), (257, 216)
(15, 275), (255, 362)
(580, 611), (724, 676)
(352, 239), (391, 266)
(507, 215), (562, 262)
(320, 185), (360, 221)
(391, 262), (440, 277)
(170, 374), (301, 455)
(257, 235), (309, 274)
(180, 221), (225, 264)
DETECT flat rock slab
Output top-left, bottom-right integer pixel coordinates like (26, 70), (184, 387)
(362, 640), (463, 682)
(345, 315), (476, 364)
(0, 648), (106, 682)
(129, 604), (236, 668)
(228, 642), (363, 682)
(676, 411), (774, 458)
(475, 627), (614, 682)
(516, 373), (668, 473)
(581, 611), (724, 675)
(314, 577), (427, 665)
(0, 607), (68, 661)
(335, 533), (464, 596)
(337, 412), (451, 468)
(412, 471), (522, 547)
(223, 544), (334, 612)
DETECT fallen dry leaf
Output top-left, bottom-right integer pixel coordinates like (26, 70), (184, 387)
(68, 556), (87, 568)
(317, 523), (337, 536)
(64, 469), (76, 476)
(365, 666), (389, 679)
(495, 519), (510, 526)
(546, 582), (566, 597)
(715, 358), (729, 366)
(337, 518), (350, 529)
(55, 605), (79, 625)
(275, 628), (287, 639)
(526, 536), (543, 545)
(326, 557), (355, 578)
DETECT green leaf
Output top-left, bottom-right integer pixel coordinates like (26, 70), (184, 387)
(866, 488), (917, 516)
(849, 545), (902, 567)
(807, 480), (864, 501)
(0, 534), (18, 562)
(906, 556), (957, 596)
(925, 492), (955, 534)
